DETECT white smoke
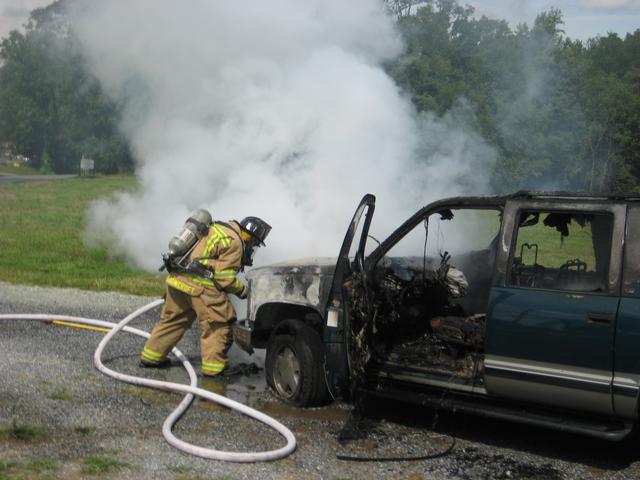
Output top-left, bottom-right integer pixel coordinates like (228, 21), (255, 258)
(74, 0), (496, 271)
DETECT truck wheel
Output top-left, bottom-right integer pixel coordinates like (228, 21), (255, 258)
(265, 326), (328, 407)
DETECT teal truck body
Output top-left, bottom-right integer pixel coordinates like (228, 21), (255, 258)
(234, 193), (640, 440)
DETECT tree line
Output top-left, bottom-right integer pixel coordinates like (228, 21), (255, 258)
(0, 0), (638, 192)
(0, 1), (132, 174)
(385, 0), (640, 192)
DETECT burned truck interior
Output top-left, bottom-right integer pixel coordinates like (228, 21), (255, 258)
(347, 203), (615, 394)
(348, 207), (502, 390)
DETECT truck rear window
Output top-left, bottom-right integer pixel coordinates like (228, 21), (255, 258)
(508, 210), (613, 293)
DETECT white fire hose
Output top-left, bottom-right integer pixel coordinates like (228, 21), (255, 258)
(0, 299), (297, 462)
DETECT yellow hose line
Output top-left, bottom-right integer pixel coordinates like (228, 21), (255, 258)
(51, 320), (111, 333)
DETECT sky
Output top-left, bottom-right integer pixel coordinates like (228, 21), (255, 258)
(0, 0), (638, 42)
(468, 0), (640, 39)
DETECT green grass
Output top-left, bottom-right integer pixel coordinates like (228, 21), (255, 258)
(0, 457), (58, 480)
(0, 175), (164, 296)
(167, 465), (193, 473)
(0, 163), (40, 176)
(46, 387), (72, 401)
(515, 219), (597, 270)
(23, 457), (57, 474)
(80, 455), (130, 475)
(0, 419), (44, 442)
(0, 460), (18, 480)
(167, 465), (193, 474)
(0, 457), (59, 480)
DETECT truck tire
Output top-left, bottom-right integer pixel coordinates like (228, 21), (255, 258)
(265, 326), (328, 407)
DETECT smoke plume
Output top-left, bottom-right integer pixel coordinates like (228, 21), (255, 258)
(74, 0), (496, 270)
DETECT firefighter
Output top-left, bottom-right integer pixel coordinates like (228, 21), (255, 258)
(140, 216), (271, 377)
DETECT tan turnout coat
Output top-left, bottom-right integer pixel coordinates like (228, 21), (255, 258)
(141, 221), (246, 376)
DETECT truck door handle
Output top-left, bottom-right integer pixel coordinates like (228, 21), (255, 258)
(587, 312), (613, 324)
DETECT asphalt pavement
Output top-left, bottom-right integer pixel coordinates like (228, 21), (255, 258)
(0, 174), (76, 184)
(0, 281), (639, 479)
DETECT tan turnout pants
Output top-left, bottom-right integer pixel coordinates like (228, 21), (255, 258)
(141, 285), (236, 376)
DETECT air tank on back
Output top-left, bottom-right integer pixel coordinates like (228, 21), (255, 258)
(167, 209), (213, 257)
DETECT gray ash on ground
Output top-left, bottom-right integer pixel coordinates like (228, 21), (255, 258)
(446, 447), (562, 480)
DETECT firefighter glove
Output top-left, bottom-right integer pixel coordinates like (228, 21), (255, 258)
(238, 285), (248, 299)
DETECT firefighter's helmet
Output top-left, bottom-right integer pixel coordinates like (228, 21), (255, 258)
(239, 216), (271, 246)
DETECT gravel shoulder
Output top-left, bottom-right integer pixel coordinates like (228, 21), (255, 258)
(1, 281), (639, 479)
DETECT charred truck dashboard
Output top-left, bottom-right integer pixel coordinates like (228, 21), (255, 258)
(233, 193), (640, 440)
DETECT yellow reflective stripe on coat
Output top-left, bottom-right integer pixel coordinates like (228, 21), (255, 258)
(212, 268), (244, 293)
(186, 275), (216, 287)
(228, 278), (244, 294)
(202, 230), (220, 266)
(213, 224), (230, 248)
(201, 224), (232, 267)
(213, 268), (238, 279)
(166, 276), (202, 295)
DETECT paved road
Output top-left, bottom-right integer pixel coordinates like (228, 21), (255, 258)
(0, 281), (639, 479)
(0, 174), (76, 184)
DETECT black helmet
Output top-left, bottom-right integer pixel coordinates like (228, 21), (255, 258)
(239, 216), (271, 246)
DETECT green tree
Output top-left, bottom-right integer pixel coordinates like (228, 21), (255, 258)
(586, 31), (640, 192)
(386, 1), (640, 193)
(0, 0), (133, 174)
(0, 30), (51, 169)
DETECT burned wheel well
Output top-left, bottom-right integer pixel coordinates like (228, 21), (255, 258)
(252, 302), (324, 348)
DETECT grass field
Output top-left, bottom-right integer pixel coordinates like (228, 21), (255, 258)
(0, 175), (164, 296)
(514, 216), (600, 270)
(0, 163), (40, 175)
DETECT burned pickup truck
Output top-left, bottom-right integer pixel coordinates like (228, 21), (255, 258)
(233, 192), (640, 440)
